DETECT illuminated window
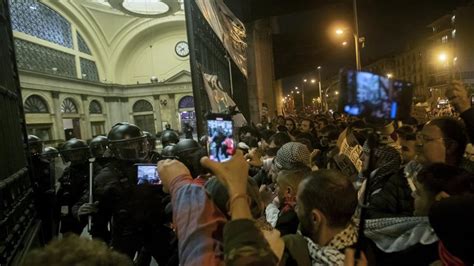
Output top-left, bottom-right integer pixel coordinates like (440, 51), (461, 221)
(441, 35), (448, 44)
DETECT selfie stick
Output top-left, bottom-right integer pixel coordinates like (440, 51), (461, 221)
(356, 128), (377, 259)
(88, 157), (95, 232)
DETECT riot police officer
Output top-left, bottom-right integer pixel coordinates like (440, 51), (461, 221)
(143, 131), (161, 163)
(57, 138), (90, 235)
(160, 129), (179, 148)
(89, 135), (110, 171)
(28, 135), (56, 242)
(80, 123), (174, 264)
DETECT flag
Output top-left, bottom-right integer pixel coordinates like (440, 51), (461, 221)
(195, 0), (247, 77)
(202, 71), (247, 127)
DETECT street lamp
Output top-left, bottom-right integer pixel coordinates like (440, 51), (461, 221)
(386, 73), (393, 79)
(317, 66), (323, 111)
(333, 0), (362, 70)
(438, 52), (448, 63)
(311, 79), (316, 83)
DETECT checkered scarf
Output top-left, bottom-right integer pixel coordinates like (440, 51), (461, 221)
(274, 142), (310, 170)
(363, 142), (402, 195)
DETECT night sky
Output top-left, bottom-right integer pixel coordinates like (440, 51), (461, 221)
(278, 0), (470, 92)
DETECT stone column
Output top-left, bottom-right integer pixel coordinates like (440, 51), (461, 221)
(153, 94), (163, 132)
(80, 94), (91, 139)
(168, 94), (178, 131)
(51, 91), (65, 141)
(246, 18), (277, 124)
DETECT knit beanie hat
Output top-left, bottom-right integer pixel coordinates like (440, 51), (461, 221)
(274, 142), (310, 170)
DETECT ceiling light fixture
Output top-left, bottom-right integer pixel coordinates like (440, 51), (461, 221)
(108, 0), (180, 18)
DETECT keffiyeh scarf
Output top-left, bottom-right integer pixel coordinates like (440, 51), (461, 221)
(364, 216), (438, 253)
(303, 221), (358, 266)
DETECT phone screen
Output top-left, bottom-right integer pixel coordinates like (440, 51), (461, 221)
(207, 115), (234, 162)
(339, 70), (414, 120)
(136, 164), (161, 185)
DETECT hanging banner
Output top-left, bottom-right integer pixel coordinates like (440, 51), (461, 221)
(202, 72), (247, 127)
(195, 0), (247, 77)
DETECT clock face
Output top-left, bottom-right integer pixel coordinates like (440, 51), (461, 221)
(175, 41), (189, 57)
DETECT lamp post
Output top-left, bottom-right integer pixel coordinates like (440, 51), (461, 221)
(335, 0), (362, 70)
(317, 66), (322, 111)
(301, 80), (306, 111)
(353, 0), (361, 70)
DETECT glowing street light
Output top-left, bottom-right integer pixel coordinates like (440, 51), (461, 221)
(335, 91), (339, 95)
(336, 28), (344, 35)
(438, 52), (448, 62)
(386, 73), (393, 79)
(342, 41), (348, 46)
(303, 79), (307, 83)
(311, 79), (316, 84)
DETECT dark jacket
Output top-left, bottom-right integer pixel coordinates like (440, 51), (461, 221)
(280, 234), (311, 266)
(367, 169), (414, 219)
(367, 240), (439, 266)
(223, 219), (279, 266)
(460, 107), (474, 142)
(275, 209), (299, 236)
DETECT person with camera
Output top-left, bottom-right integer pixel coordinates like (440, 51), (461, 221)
(57, 138), (91, 235)
(77, 123), (174, 265)
(158, 150), (279, 265)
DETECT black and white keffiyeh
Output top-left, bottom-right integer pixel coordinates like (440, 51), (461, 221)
(303, 236), (345, 266)
(302, 221), (358, 266)
(274, 142), (310, 170)
(364, 216), (438, 253)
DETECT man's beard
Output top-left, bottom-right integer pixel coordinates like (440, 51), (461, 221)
(298, 210), (315, 238)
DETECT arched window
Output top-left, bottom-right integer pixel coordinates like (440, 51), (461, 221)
(10, 0), (73, 48)
(133, 100), (153, 112)
(89, 100), (102, 114)
(178, 96), (194, 109)
(61, 98), (78, 113)
(77, 31), (92, 55)
(24, 95), (49, 113)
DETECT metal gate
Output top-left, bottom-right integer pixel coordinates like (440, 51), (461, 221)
(0, 0), (40, 264)
(184, 0), (249, 136)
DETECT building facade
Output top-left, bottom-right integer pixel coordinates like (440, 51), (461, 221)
(11, 0), (194, 145)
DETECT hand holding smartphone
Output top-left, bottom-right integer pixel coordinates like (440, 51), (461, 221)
(339, 70), (414, 120)
(207, 114), (235, 162)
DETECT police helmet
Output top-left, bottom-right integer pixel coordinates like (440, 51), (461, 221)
(28, 135), (43, 156)
(90, 135), (109, 158)
(161, 143), (176, 159)
(108, 122), (149, 161)
(143, 131), (157, 151)
(161, 130), (179, 148)
(174, 139), (208, 178)
(41, 146), (59, 160)
(60, 138), (90, 164)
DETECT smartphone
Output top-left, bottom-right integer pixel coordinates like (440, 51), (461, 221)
(136, 164), (161, 185)
(339, 70), (414, 120)
(207, 114), (234, 162)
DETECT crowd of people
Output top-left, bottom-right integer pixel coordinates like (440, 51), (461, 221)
(26, 81), (474, 265)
